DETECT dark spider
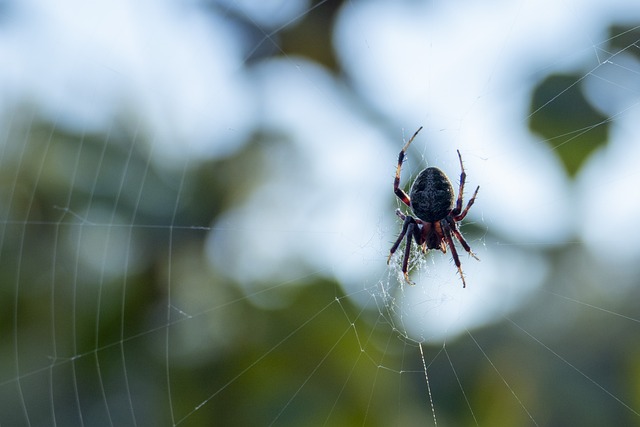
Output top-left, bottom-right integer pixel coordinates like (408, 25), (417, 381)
(387, 127), (480, 287)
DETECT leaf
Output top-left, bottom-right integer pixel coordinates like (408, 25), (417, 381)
(528, 73), (609, 178)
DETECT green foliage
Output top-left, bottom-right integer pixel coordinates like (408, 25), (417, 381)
(528, 73), (609, 178)
(609, 25), (640, 62)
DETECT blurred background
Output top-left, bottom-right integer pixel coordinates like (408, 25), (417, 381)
(1, 0), (640, 425)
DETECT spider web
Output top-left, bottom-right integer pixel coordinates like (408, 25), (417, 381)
(2, 0), (640, 426)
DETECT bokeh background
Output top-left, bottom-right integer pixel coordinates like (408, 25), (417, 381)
(1, 0), (640, 425)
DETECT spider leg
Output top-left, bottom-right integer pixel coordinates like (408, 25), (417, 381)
(393, 127), (423, 207)
(453, 185), (479, 222)
(449, 221), (480, 260)
(441, 221), (468, 288)
(412, 218), (427, 253)
(418, 220), (430, 253)
(451, 150), (467, 216)
(388, 211), (422, 284)
(402, 222), (416, 284)
(387, 213), (413, 264)
(396, 209), (428, 252)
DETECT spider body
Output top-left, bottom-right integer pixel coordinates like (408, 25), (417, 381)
(388, 127), (479, 287)
(409, 167), (454, 222)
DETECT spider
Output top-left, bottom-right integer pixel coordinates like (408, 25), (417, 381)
(387, 127), (480, 287)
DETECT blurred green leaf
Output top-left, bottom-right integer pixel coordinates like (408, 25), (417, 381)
(609, 24), (640, 62)
(528, 73), (609, 177)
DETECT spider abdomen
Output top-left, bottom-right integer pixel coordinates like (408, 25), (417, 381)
(409, 167), (454, 222)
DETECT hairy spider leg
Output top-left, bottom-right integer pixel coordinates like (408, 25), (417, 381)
(419, 221), (431, 253)
(388, 210), (428, 285)
(431, 221), (447, 253)
(442, 221), (468, 288)
(451, 150), (480, 220)
(393, 126), (424, 207)
(452, 150), (466, 215)
(453, 185), (479, 222)
(402, 222), (416, 284)
(449, 219), (480, 261)
(387, 213), (413, 264)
